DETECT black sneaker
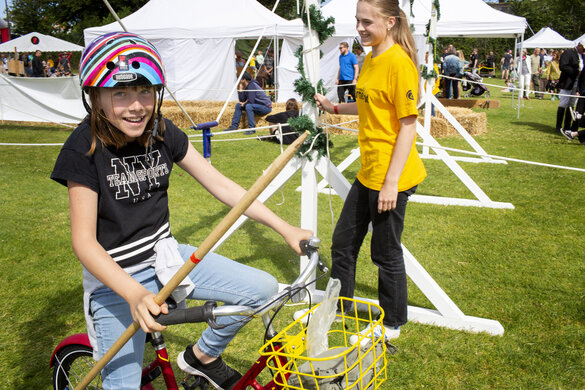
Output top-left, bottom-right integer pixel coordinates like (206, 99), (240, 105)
(224, 126), (238, 132)
(560, 128), (575, 141)
(177, 345), (242, 390)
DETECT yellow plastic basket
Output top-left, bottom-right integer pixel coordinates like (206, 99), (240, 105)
(259, 297), (387, 390)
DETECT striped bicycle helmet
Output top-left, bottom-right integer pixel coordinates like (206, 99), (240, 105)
(79, 32), (165, 89)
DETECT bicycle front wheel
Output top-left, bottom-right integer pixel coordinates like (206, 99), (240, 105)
(52, 344), (103, 390)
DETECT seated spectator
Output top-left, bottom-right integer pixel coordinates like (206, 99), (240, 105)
(262, 98), (300, 144)
(225, 72), (272, 135)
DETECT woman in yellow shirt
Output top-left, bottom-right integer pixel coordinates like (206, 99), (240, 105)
(315, 0), (426, 341)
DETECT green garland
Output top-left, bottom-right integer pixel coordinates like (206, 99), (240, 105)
(288, 115), (332, 161)
(420, 65), (438, 80)
(301, 4), (336, 44)
(293, 3), (336, 159)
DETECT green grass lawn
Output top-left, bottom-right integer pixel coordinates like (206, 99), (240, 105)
(1, 79), (584, 389)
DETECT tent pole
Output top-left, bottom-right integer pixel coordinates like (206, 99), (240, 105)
(517, 31), (524, 119)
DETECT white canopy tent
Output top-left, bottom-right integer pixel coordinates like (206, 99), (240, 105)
(0, 32), (83, 53)
(523, 27), (575, 49)
(84, 0), (297, 102)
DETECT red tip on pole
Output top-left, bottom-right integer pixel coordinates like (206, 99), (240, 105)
(190, 253), (202, 264)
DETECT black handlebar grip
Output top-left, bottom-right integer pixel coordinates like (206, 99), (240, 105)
(154, 301), (217, 326)
(300, 240), (311, 256)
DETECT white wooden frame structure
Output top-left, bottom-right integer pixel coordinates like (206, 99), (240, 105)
(211, 0), (504, 336)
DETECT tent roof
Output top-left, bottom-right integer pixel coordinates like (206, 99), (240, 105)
(0, 32), (83, 53)
(0, 18), (8, 29)
(523, 27), (575, 49)
(85, 0), (290, 42)
(406, 0), (527, 38)
(573, 32), (585, 47)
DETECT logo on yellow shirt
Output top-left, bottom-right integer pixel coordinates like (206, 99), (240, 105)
(356, 87), (369, 103)
(406, 90), (414, 100)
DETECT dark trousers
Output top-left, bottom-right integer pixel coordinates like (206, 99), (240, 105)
(330, 179), (416, 327)
(337, 80), (356, 102)
(444, 74), (459, 99)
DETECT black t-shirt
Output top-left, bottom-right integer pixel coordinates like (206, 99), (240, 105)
(51, 118), (189, 268)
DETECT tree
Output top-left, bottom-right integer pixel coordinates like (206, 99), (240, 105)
(506, 0), (584, 40)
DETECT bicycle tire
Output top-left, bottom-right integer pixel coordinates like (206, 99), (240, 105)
(53, 344), (103, 390)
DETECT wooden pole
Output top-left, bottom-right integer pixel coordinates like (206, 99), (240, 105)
(75, 131), (308, 389)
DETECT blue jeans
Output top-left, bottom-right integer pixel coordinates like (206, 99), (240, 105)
(231, 103), (272, 129)
(330, 179), (416, 328)
(90, 245), (278, 389)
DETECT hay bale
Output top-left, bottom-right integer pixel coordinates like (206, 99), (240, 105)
(418, 107), (486, 138)
(161, 100), (361, 134)
(161, 100), (289, 130)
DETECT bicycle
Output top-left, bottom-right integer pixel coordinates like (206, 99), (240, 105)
(50, 237), (389, 390)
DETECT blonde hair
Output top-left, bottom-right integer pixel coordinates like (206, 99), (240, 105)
(358, 0), (418, 70)
(86, 87), (165, 155)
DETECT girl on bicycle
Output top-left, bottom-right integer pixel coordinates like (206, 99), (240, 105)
(314, 0), (426, 341)
(51, 32), (312, 389)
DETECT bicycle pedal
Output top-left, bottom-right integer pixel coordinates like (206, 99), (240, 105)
(182, 374), (211, 390)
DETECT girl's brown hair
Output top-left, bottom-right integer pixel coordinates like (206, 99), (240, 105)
(85, 87), (165, 155)
(285, 98), (299, 111)
(359, 0), (419, 70)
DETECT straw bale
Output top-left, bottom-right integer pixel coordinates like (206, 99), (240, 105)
(161, 100), (361, 133)
(418, 107), (487, 138)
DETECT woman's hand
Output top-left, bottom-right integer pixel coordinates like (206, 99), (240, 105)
(282, 225), (314, 255)
(314, 93), (334, 113)
(378, 182), (399, 213)
(127, 288), (169, 333)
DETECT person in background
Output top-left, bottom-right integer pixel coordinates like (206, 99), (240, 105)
(545, 50), (561, 101)
(442, 46), (462, 99)
(337, 41), (359, 102)
(501, 49), (513, 82)
(225, 72), (272, 135)
(315, 0), (426, 343)
(32, 50), (44, 77)
(354, 45), (367, 73)
(530, 48), (543, 99)
(556, 39), (584, 134)
(264, 49), (275, 87)
(519, 49), (532, 100)
(486, 51), (495, 77)
(262, 98), (300, 145)
(255, 50), (264, 69)
(469, 48), (479, 74)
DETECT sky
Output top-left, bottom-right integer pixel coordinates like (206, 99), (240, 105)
(1, 0), (11, 21)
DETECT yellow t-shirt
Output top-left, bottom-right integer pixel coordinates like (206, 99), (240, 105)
(355, 44), (427, 192)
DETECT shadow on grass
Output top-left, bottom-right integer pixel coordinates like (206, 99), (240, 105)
(172, 207), (299, 283)
(513, 121), (557, 134)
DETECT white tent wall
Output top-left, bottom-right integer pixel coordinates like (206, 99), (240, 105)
(0, 74), (86, 123)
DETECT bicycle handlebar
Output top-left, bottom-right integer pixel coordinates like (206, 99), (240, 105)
(154, 237), (323, 327)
